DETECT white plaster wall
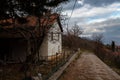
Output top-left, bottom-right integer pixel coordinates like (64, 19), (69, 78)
(47, 22), (62, 56)
(39, 36), (48, 56)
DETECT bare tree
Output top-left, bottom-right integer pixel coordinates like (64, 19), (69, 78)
(70, 23), (83, 37)
(0, 1), (69, 79)
(92, 33), (105, 59)
(0, 0), (69, 63)
(63, 23), (83, 50)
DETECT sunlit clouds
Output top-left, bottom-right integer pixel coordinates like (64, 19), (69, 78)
(62, 0), (120, 44)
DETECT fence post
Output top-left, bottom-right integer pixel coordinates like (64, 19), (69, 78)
(63, 51), (66, 62)
(62, 52), (64, 64)
(0, 68), (3, 80)
(78, 48), (80, 53)
(55, 53), (57, 68)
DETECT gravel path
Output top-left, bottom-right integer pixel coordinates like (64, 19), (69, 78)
(59, 53), (120, 80)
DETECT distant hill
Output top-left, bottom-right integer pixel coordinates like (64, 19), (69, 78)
(62, 35), (95, 51)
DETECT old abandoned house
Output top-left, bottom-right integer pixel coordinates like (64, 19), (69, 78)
(0, 13), (63, 63)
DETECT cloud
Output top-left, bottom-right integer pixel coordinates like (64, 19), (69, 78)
(67, 2), (120, 18)
(62, 0), (120, 11)
(84, 0), (120, 7)
(86, 18), (120, 27)
(82, 18), (120, 33)
(81, 18), (120, 44)
(61, 0), (83, 11)
(62, 0), (120, 44)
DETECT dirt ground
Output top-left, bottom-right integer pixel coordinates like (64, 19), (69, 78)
(59, 52), (120, 80)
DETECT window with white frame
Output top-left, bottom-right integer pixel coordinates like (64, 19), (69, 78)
(51, 32), (59, 41)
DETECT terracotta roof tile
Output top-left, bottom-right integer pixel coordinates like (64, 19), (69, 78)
(0, 13), (59, 29)
(0, 13), (60, 38)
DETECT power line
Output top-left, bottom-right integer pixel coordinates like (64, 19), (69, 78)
(67, 0), (77, 27)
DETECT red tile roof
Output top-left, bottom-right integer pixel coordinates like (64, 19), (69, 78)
(0, 13), (59, 29)
(0, 13), (62, 38)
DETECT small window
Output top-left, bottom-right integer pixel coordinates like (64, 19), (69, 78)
(51, 32), (59, 41)
(51, 32), (53, 41)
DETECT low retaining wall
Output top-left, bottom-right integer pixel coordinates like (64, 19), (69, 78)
(48, 52), (78, 80)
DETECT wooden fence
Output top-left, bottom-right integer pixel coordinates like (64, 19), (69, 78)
(0, 50), (75, 80)
(37, 50), (74, 80)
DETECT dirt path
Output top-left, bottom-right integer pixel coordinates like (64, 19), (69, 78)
(59, 52), (120, 80)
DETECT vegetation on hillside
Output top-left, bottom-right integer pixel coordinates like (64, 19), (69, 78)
(92, 34), (120, 74)
(63, 29), (120, 74)
(62, 23), (95, 51)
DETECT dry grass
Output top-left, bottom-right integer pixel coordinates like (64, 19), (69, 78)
(0, 53), (70, 80)
(0, 64), (24, 80)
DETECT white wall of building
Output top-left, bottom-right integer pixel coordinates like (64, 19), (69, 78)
(47, 22), (62, 56)
(1, 21), (62, 62)
(39, 36), (48, 56)
(38, 21), (62, 57)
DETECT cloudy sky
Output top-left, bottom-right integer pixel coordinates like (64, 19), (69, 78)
(61, 0), (120, 45)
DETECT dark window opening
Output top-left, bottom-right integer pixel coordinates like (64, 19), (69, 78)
(51, 32), (59, 41)
(0, 39), (10, 61)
